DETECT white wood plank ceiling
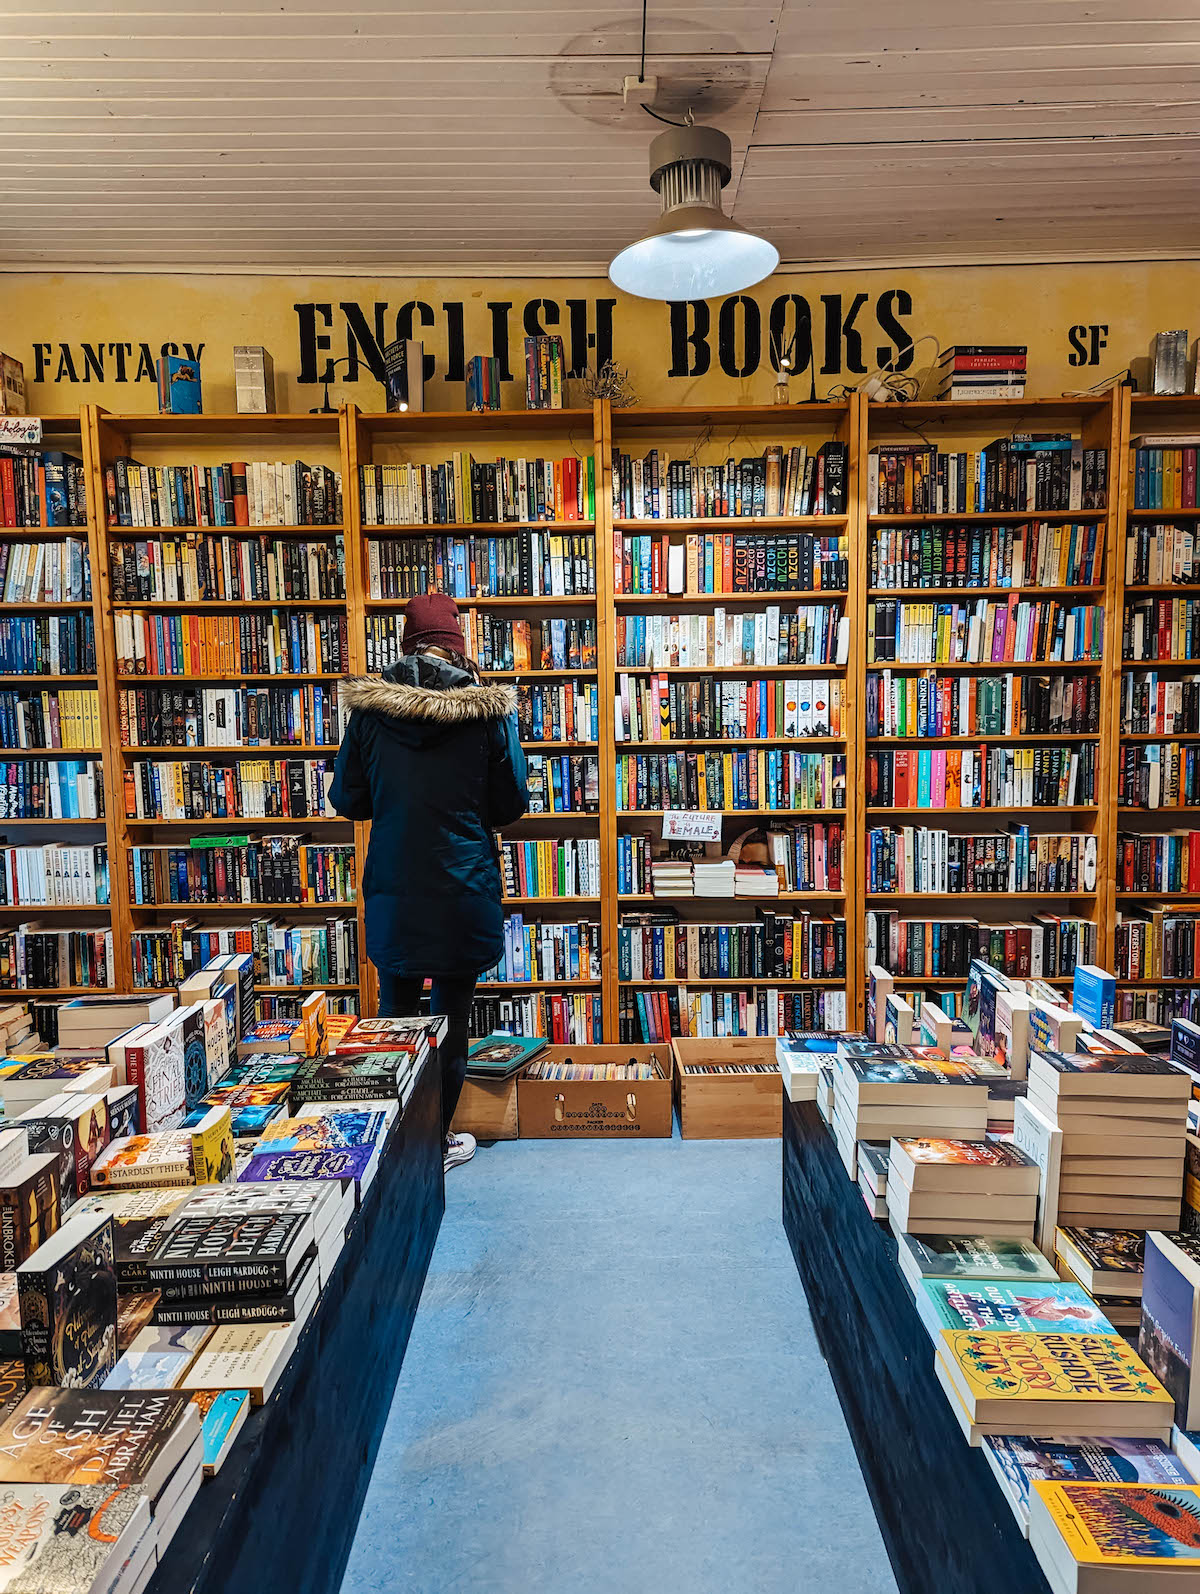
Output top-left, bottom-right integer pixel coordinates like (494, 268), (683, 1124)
(1, 0), (1198, 270)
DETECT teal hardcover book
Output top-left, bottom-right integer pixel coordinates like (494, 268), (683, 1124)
(466, 1035), (547, 1079)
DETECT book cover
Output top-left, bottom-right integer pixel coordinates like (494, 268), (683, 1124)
(893, 1138), (1034, 1169)
(151, 1252), (318, 1326)
(239, 1146), (375, 1189)
(180, 1322), (295, 1404)
(1032, 1480), (1200, 1565)
(146, 1211), (311, 1294)
(188, 1388), (249, 1476)
(1059, 1228), (1146, 1278)
(17, 1210), (117, 1390)
(103, 1323), (211, 1391)
(1012, 1096), (1062, 1254)
(899, 1233), (1061, 1283)
(290, 1056), (411, 1103)
(940, 1330), (1172, 1412)
(984, 1436), (1193, 1529)
(1032, 1049), (1187, 1082)
(0, 1388), (195, 1491)
(128, 1020), (187, 1135)
(466, 1035), (546, 1078)
(187, 1106), (236, 1185)
(89, 1134), (194, 1190)
(1139, 1232), (1200, 1427)
(0, 1483), (151, 1591)
(0, 1279), (17, 1359)
(254, 1111), (389, 1153)
(921, 1279), (1116, 1335)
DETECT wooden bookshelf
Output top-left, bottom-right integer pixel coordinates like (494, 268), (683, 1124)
(7, 391), (1175, 1038)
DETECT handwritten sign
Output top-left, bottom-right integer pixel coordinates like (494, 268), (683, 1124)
(662, 811), (723, 843)
(0, 416), (41, 445)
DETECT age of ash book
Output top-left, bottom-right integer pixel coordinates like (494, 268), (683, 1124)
(0, 1387), (199, 1499)
(0, 1483), (152, 1593)
(1029, 1480), (1200, 1584)
(146, 1211), (312, 1297)
(17, 1209), (117, 1390)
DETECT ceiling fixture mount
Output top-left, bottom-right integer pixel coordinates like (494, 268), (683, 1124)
(609, 121), (779, 301)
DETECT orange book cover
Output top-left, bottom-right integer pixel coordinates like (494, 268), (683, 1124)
(1003, 593), (1019, 663)
(722, 534), (733, 593)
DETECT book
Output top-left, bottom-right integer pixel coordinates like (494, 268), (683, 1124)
(17, 1208), (117, 1390)
(89, 1134), (195, 1190)
(0, 1388), (200, 1498)
(0, 1277), (17, 1359)
(0, 1157), (60, 1273)
(239, 1146), (376, 1197)
(156, 353), (202, 415)
(180, 1321), (299, 1404)
(983, 1435), (1193, 1535)
(466, 1035), (547, 1079)
(189, 1387), (250, 1476)
(151, 1251), (320, 1327)
(937, 1329), (1173, 1437)
(1029, 1480), (1200, 1586)
(146, 1211), (312, 1296)
(76, 1187), (193, 1289)
(1140, 1232), (1200, 1429)
(896, 1232), (1060, 1294)
(253, 1109), (391, 1154)
(289, 1055), (415, 1105)
(1012, 1096), (1064, 1254)
(187, 1104), (236, 1185)
(918, 1278), (1117, 1338)
(1073, 965), (1117, 1030)
(331, 1015), (445, 1056)
(1057, 1228), (1147, 1296)
(116, 1291), (161, 1351)
(0, 1483), (152, 1592)
(103, 1323), (212, 1390)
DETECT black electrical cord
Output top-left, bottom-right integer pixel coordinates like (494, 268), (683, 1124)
(639, 0), (689, 125)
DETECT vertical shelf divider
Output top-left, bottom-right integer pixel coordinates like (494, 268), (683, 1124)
(594, 398), (620, 1042)
(339, 401), (375, 1017)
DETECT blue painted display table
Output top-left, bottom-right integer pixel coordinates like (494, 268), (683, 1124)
(149, 1052), (445, 1594)
(782, 1095), (1052, 1594)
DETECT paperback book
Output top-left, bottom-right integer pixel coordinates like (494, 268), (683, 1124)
(16, 1209), (117, 1390)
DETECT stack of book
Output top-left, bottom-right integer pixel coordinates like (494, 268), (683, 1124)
(143, 1207), (320, 1331)
(692, 858), (737, 898)
(983, 1438), (1194, 1538)
(830, 1043), (991, 1179)
(886, 1136), (1041, 1239)
(775, 1031), (856, 1104)
(733, 865), (779, 899)
(933, 344), (1027, 401)
(1028, 1049), (1190, 1231)
(1055, 1226), (1145, 1331)
(650, 858), (694, 898)
(173, 1175), (352, 1291)
(1030, 1479), (1200, 1593)
(896, 1231), (1060, 1300)
(857, 1142), (889, 1219)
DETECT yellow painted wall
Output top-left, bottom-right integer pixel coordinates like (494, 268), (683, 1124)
(3, 261), (1198, 413)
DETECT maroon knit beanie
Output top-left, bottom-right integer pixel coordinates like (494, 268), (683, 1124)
(401, 592), (466, 657)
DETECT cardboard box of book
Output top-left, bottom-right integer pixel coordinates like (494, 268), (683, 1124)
(670, 1037), (779, 1139)
(450, 1035), (541, 1142)
(517, 1045), (672, 1139)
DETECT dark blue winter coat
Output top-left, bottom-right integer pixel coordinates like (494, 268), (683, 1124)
(330, 653), (529, 978)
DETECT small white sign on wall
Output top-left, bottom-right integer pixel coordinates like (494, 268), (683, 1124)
(661, 811), (723, 843)
(0, 417), (41, 445)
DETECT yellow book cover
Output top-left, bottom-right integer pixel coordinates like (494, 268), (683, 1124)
(189, 1105), (236, 1184)
(940, 1330), (1172, 1411)
(300, 990), (328, 1058)
(1033, 1480), (1200, 1565)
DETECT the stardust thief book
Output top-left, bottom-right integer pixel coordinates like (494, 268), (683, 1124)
(1031, 1480), (1200, 1567)
(16, 1210), (117, 1391)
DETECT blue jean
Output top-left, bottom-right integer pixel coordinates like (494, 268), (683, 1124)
(375, 972), (475, 1142)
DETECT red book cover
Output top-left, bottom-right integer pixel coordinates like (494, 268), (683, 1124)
(230, 462), (249, 527)
(1185, 448), (1197, 509)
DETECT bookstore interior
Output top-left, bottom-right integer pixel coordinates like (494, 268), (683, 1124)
(8, 5), (1200, 1594)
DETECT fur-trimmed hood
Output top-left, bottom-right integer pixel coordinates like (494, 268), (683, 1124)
(339, 673), (517, 726)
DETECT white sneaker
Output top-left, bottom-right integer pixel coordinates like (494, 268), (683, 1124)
(444, 1131), (476, 1171)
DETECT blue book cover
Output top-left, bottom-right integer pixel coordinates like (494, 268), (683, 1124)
(983, 1434), (1193, 1530)
(1073, 963), (1116, 1029)
(920, 1278), (1116, 1337)
(193, 1388), (250, 1475)
(156, 354), (202, 415)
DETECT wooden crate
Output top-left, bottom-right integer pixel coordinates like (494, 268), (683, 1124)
(517, 1045), (672, 1138)
(671, 1037), (781, 1138)
(450, 1075), (518, 1140)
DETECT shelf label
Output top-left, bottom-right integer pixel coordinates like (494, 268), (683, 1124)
(0, 416), (42, 445)
(662, 810), (723, 843)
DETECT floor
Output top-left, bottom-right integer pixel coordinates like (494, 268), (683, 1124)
(341, 1133), (899, 1594)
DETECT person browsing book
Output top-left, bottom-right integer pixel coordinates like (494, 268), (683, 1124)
(331, 592), (529, 1170)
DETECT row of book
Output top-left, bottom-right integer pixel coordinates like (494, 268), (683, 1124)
(1125, 520), (1200, 585)
(867, 667), (1099, 738)
(867, 743), (1096, 810)
(614, 606), (847, 669)
(867, 437), (1108, 514)
(525, 754), (600, 815)
(613, 749), (847, 814)
(869, 520), (1104, 591)
(1114, 907), (1200, 981)
(126, 838), (356, 908)
(0, 688), (101, 750)
(1124, 596), (1200, 661)
(611, 443), (849, 520)
(0, 844), (110, 907)
(1118, 742), (1200, 810)
(130, 923), (360, 999)
(615, 821), (844, 898)
(616, 913), (846, 983)
(0, 758), (104, 820)
(479, 917), (600, 986)
(0, 926), (113, 990)
(1119, 672), (1200, 736)
(366, 531), (596, 600)
(108, 534), (345, 603)
(868, 597), (1105, 665)
(523, 334), (566, 410)
(464, 615), (595, 674)
(471, 991), (601, 1044)
(0, 537), (91, 602)
(1130, 438), (1200, 509)
(613, 674), (845, 744)
(616, 531), (847, 595)
(515, 680), (600, 745)
(498, 838), (600, 900)
(123, 758), (337, 823)
(866, 913), (1098, 981)
(117, 685), (341, 750)
(357, 455), (594, 526)
(0, 448), (87, 528)
(618, 984), (848, 1041)
(865, 827), (1098, 896)
(0, 614), (95, 677)
(1117, 830), (1200, 894)
(115, 609), (349, 680)
(105, 458), (344, 527)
